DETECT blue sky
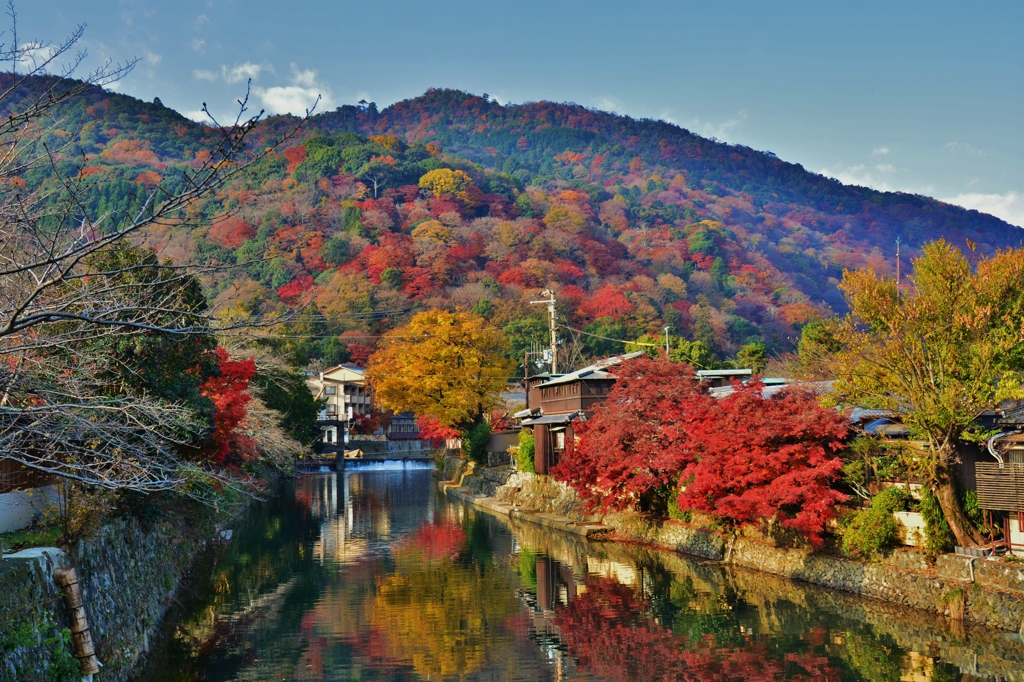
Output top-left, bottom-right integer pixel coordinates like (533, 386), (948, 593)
(17, 0), (1024, 225)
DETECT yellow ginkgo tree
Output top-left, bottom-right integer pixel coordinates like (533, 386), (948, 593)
(365, 310), (514, 429)
(828, 239), (1024, 548)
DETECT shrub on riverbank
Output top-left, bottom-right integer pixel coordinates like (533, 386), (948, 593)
(840, 487), (912, 558)
(515, 430), (535, 473)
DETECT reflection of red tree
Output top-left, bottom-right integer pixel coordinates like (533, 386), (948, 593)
(554, 577), (839, 682)
(400, 520), (466, 561)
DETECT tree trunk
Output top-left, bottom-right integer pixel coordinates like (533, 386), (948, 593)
(935, 475), (984, 548)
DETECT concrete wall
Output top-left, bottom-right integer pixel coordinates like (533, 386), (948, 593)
(0, 487), (57, 533)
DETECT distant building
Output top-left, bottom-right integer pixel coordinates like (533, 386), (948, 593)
(307, 365), (424, 454)
(308, 365), (373, 453)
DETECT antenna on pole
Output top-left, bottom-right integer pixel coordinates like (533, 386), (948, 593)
(530, 289), (558, 375)
(895, 237), (901, 300)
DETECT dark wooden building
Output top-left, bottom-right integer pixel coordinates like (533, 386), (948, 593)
(520, 353), (643, 474)
(976, 403), (1024, 555)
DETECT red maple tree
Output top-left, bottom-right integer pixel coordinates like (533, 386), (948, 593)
(416, 414), (460, 448)
(199, 348), (257, 464)
(552, 357), (849, 544)
(552, 357), (702, 511)
(677, 382), (849, 544)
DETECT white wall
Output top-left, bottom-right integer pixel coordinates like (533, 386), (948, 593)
(0, 486), (56, 533)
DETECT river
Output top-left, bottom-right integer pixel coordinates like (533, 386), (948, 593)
(134, 465), (1024, 681)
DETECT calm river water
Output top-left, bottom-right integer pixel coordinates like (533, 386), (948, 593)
(135, 465), (1024, 681)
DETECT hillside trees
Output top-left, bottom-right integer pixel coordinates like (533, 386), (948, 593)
(828, 240), (1024, 547)
(0, 22), (300, 494)
(365, 310), (514, 428)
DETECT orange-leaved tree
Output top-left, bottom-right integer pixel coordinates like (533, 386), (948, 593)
(827, 239), (1024, 547)
(365, 310), (513, 429)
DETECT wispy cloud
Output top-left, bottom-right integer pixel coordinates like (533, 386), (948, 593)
(594, 96), (622, 114)
(943, 191), (1024, 228)
(944, 141), (988, 157)
(254, 64), (333, 115)
(688, 110), (747, 142)
(819, 161), (933, 196)
(872, 146), (889, 156)
(183, 109), (213, 124)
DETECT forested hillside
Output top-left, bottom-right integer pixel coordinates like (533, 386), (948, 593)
(20, 75), (1021, 368)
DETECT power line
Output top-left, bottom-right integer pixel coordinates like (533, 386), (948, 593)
(561, 324), (656, 347)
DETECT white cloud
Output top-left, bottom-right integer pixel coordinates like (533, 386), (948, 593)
(819, 162), (934, 196)
(254, 64), (333, 115)
(183, 109), (214, 124)
(191, 38), (206, 52)
(13, 41), (58, 73)
(872, 146), (889, 156)
(292, 67), (317, 88)
(688, 110), (747, 143)
(194, 68), (218, 81)
(223, 62), (263, 84)
(943, 191), (1024, 228)
(594, 96), (622, 114)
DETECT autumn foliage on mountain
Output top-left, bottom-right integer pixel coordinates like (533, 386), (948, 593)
(552, 357), (849, 543)
(16, 74), (1021, 367)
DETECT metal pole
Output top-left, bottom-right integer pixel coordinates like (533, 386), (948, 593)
(664, 326), (670, 356)
(530, 289), (558, 375)
(548, 292), (558, 375)
(524, 349), (530, 409)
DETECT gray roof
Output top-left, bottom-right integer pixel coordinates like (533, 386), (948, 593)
(696, 368), (753, 378)
(709, 380), (833, 400)
(535, 352), (645, 389)
(522, 413), (579, 426)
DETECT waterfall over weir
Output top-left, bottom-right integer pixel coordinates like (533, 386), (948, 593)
(337, 458), (435, 472)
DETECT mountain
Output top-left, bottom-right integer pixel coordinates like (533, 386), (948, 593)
(15, 77), (1022, 366)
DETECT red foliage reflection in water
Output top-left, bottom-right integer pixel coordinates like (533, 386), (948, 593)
(553, 578), (839, 682)
(400, 519), (466, 561)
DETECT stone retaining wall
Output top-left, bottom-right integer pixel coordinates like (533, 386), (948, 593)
(1, 503), (231, 682)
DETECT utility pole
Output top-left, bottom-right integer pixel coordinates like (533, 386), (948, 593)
(664, 326), (671, 357)
(895, 237), (901, 301)
(530, 289), (558, 375)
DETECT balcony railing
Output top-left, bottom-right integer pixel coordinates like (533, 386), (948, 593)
(975, 462), (1024, 512)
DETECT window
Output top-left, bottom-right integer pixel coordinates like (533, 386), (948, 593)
(325, 386), (336, 395)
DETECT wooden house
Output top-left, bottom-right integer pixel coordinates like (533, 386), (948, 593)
(975, 403), (1024, 555)
(520, 352), (644, 473)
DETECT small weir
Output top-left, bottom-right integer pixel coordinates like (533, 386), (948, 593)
(135, 469), (1024, 681)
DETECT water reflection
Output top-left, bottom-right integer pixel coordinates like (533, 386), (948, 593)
(136, 470), (1024, 682)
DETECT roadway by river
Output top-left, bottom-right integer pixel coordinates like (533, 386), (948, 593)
(134, 463), (1021, 681)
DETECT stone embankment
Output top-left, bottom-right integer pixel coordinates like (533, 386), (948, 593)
(1, 504), (240, 681)
(440, 456), (1024, 634)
